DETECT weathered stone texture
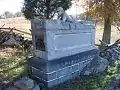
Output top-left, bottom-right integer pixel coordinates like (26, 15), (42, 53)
(28, 49), (99, 87)
(28, 19), (101, 87)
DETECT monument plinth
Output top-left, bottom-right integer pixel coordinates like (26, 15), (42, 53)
(28, 19), (99, 87)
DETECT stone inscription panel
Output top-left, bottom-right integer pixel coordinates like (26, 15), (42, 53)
(54, 33), (92, 50)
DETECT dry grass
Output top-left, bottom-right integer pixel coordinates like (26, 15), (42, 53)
(95, 25), (120, 44)
(0, 17), (31, 40)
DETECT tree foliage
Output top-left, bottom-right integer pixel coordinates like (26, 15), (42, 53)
(22, 0), (72, 19)
(2, 11), (14, 19)
(84, 0), (120, 44)
(14, 12), (23, 17)
(0, 11), (23, 19)
(86, 0), (120, 21)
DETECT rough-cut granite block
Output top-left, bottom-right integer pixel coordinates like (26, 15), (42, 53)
(71, 64), (79, 73)
(56, 66), (72, 78)
(28, 49), (99, 87)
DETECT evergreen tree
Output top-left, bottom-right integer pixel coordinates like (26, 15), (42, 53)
(22, 0), (72, 19)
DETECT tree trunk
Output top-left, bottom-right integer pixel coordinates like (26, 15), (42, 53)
(46, 0), (50, 19)
(102, 15), (111, 44)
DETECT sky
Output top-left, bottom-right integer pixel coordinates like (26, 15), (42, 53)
(0, 0), (24, 14)
(0, 0), (84, 15)
(66, 1), (85, 15)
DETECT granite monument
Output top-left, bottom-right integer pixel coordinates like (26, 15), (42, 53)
(28, 7), (101, 87)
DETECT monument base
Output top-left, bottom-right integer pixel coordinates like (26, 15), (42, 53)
(28, 49), (99, 87)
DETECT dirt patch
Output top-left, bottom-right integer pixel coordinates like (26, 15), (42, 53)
(0, 46), (23, 57)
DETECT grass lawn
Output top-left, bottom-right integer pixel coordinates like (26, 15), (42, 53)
(0, 56), (28, 86)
